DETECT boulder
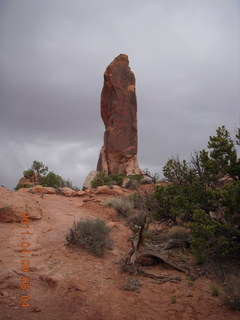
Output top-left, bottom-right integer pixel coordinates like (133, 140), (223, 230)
(97, 54), (141, 175)
(94, 185), (126, 196)
(76, 190), (87, 196)
(95, 186), (113, 195)
(60, 187), (76, 197)
(26, 185), (56, 195)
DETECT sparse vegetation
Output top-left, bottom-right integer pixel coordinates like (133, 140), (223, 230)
(223, 279), (240, 310)
(65, 218), (112, 256)
(210, 283), (220, 296)
(119, 259), (136, 274)
(171, 296), (177, 304)
(122, 278), (142, 292)
(90, 172), (143, 189)
(104, 196), (134, 217)
(126, 211), (146, 229)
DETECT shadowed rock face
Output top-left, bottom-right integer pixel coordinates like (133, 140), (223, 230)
(97, 54), (141, 175)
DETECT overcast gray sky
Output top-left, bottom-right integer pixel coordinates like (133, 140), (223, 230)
(0, 0), (239, 190)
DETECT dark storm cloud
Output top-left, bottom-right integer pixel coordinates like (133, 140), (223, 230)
(0, 0), (239, 189)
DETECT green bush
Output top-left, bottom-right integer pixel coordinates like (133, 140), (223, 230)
(104, 196), (134, 217)
(152, 182), (216, 223)
(65, 219), (112, 256)
(41, 171), (63, 188)
(190, 209), (240, 263)
(91, 172), (125, 188)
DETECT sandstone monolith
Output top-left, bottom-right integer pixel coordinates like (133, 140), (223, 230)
(97, 54), (141, 175)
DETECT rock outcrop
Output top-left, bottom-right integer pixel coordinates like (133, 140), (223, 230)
(0, 187), (42, 222)
(97, 54), (141, 175)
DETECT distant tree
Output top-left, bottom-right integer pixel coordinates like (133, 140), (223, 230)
(236, 127), (240, 146)
(23, 169), (35, 181)
(41, 172), (63, 188)
(162, 156), (198, 185)
(23, 161), (48, 183)
(200, 126), (240, 182)
(163, 126), (240, 185)
(31, 160), (48, 182)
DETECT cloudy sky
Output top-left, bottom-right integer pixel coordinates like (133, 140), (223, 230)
(0, 0), (239, 190)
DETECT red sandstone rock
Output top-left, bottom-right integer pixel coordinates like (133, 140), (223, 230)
(0, 187), (42, 222)
(29, 185), (56, 195)
(76, 190), (87, 196)
(94, 185), (126, 196)
(97, 54), (141, 175)
(60, 187), (76, 197)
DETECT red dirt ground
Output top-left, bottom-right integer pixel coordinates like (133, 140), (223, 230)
(0, 192), (239, 320)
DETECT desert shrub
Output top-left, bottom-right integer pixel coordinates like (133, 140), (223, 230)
(124, 174), (144, 190)
(125, 179), (140, 190)
(127, 211), (146, 229)
(128, 174), (144, 182)
(91, 172), (125, 188)
(122, 278), (142, 292)
(15, 183), (35, 191)
(119, 259), (136, 274)
(65, 218), (112, 256)
(127, 193), (143, 209)
(104, 196), (134, 217)
(90, 172), (107, 188)
(223, 279), (240, 310)
(91, 172), (144, 189)
(210, 283), (220, 296)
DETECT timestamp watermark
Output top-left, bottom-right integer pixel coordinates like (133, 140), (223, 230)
(19, 211), (31, 307)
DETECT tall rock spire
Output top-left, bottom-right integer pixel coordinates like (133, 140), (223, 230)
(97, 54), (141, 175)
